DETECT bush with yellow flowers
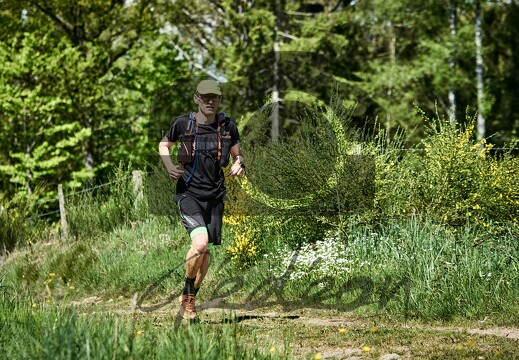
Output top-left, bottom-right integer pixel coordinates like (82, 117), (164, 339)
(224, 177), (260, 269)
(375, 114), (519, 228)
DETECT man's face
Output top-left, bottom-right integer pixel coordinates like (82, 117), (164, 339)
(195, 93), (221, 115)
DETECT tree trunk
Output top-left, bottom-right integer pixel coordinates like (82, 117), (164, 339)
(386, 21), (396, 145)
(271, 0), (281, 143)
(82, 133), (94, 172)
(448, 2), (457, 124)
(23, 108), (32, 195)
(475, 0), (485, 140)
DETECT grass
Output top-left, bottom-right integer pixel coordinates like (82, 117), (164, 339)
(1, 212), (518, 359)
(1, 157), (518, 358)
(0, 297), (277, 359)
(2, 293), (517, 359)
(246, 218), (519, 325)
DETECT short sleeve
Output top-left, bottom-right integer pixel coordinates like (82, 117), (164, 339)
(165, 117), (184, 142)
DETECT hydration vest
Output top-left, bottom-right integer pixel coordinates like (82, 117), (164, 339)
(177, 112), (233, 172)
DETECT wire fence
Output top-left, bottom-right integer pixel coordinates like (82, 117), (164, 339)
(36, 173), (136, 218)
(34, 146), (519, 219)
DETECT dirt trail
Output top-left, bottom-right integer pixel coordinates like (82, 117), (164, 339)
(70, 295), (519, 359)
(80, 295), (519, 340)
(298, 316), (519, 340)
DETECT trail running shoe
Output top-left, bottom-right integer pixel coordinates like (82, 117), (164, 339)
(179, 294), (197, 320)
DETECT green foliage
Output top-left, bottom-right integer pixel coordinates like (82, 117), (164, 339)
(0, 1), (192, 203)
(146, 161), (178, 220)
(0, 193), (48, 255)
(375, 114), (519, 227)
(67, 164), (145, 239)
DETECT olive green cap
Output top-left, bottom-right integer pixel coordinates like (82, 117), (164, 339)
(196, 80), (222, 95)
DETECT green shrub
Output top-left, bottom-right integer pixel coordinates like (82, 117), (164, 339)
(0, 193), (44, 255)
(375, 115), (519, 227)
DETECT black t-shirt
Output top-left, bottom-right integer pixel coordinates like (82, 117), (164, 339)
(166, 113), (240, 200)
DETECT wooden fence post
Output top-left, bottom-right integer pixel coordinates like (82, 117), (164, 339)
(132, 170), (143, 208)
(58, 184), (69, 240)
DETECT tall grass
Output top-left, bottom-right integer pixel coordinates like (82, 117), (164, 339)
(67, 164), (148, 239)
(0, 287), (280, 359)
(0, 192), (47, 256)
(261, 219), (519, 323)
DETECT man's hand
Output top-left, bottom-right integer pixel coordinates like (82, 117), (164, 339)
(167, 165), (185, 180)
(228, 160), (244, 177)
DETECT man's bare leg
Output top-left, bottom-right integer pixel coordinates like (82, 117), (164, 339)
(194, 250), (211, 294)
(185, 232), (208, 279)
(180, 230), (208, 319)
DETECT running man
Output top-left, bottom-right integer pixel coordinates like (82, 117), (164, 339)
(158, 80), (245, 320)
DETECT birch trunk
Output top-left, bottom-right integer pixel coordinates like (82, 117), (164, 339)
(475, 0), (485, 141)
(386, 21), (396, 146)
(271, 0), (280, 143)
(448, 2), (457, 124)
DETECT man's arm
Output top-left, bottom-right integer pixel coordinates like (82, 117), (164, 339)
(228, 143), (245, 177)
(159, 136), (185, 180)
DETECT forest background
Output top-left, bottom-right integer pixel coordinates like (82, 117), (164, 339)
(1, 0), (518, 209)
(1, 2), (519, 358)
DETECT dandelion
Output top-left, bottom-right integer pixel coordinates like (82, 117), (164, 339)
(49, 273), (56, 277)
(235, 332), (241, 337)
(32, 304), (36, 308)
(46, 300), (51, 304)
(338, 328), (347, 334)
(370, 326), (377, 333)
(135, 330), (143, 336)
(314, 353), (322, 360)
(465, 340), (475, 347)
(456, 344), (463, 350)
(362, 346), (370, 352)
(270, 347), (276, 353)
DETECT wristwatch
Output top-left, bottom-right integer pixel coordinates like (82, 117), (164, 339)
(235, 156), (245, 169)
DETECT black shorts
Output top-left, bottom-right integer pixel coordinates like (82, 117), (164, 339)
(175, 193), (224, 245)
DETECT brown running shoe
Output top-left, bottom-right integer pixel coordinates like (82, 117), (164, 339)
(179, 294), (197, 320)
